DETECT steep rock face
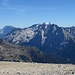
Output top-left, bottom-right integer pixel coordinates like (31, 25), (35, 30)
(5, 23), (75, 53)
(63, 26), (75, 40)
(0, 26), (15, 38)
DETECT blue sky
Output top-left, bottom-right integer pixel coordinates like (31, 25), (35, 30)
(0, 0), (75, 28)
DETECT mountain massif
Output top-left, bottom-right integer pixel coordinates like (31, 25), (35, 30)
(0, 22), (75, 63)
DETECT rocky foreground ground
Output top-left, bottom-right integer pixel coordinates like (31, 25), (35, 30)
(0, 62), (75, 75)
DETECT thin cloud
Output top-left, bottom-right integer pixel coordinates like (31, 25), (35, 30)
(0, 7), (26, 12)
(24, 6), (59, 11)
(2, 0), (9, 6)
(0, 7), (26, 15)
(34, 7), (59, 10)
(40, 7), (58, 10)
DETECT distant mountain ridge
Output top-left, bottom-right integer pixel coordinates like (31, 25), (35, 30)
(63, 26), (75, 40)
(0, 26), (15, 38)
(0, 22), (75, 63)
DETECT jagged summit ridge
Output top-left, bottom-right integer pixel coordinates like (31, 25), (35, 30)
(5, 23), (58, 45)
(43, 22), (51, 25)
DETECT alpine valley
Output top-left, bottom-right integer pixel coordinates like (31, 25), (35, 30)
(0, 22), (75, 63)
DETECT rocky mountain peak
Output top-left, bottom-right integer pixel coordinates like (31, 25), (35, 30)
(0, 22), (75, 63)
(0, 26), (15, 38)
(43, 22), (51, 25)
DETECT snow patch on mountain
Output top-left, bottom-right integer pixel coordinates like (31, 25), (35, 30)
(41, 30), (47, 45)
(43, 22), (51, 25)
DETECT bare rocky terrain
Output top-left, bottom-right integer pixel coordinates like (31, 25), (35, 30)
(0, 62), (75, 75)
